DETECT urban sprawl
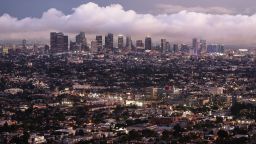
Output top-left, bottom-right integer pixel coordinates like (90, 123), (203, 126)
(0, 32), (255, 144)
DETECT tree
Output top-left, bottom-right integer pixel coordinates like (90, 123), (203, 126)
(217, 130), (228, 139)
(216, 117), (224, 123)
(162, 130), (171, 141)
(173, 124), (182, 136)
(141, 129), (158, 138)
(76, 129), (85, 136)
(128, 130), (141, 140)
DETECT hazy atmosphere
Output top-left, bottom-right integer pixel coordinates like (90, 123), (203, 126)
(1, 0), (256, 45)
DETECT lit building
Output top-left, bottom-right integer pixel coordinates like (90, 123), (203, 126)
(50, 32), (68, 53)
(2, 47), (9, 55)
(208, 87), (224, 95)
(146, 87), (160, 100)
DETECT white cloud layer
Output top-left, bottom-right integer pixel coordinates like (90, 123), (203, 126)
(0, 2), (256, 45)
(156, 4), (234, 14)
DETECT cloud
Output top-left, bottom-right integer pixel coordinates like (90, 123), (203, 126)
(0, 2), (256, 45)
(156, 4), (234, 15)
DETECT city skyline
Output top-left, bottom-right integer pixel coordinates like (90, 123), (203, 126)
(1, 2), (256, 46)
(1, 1), (256, 143)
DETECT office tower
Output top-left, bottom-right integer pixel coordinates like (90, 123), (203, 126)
(136, 40), (144, 48)
(105, 33), (114, 51)
(181, 44), (189, 53)
(192, 38), (199, 56)
(207, 44), (224, 54)
(22, 39), (27, 49)
(91, 40), (98, 53)
(2, 46), (9, 55)
(125, 36), (133, 49)
(0, 45), (3, 55)
(219, 45), (225, 53)
(96, 35), (103, 52)
(200, 40), (207, 54)
(118, 35), (124, 49)
(166, 42), (171, 52)
(161, 39), (167, 53)
(145, 87), (159, 100)
(207, 44), (214, 53)
(44, 45), (50, 54)
(70, 41), (78, 51)
(215, 45), (224, 53)
(145, 36), (152, 50)
(75, 32), (87, 51)
(50, 32), (68, 53)
(76, 32), (87, 45)
(173, 44), (179, 53)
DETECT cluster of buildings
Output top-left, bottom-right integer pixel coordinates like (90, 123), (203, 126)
(0, 32), (256, 143)
(48, 32), (225, 55)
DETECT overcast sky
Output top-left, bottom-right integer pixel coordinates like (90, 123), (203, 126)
(1, 0), (256, 45)
(1, 0), (256, 17)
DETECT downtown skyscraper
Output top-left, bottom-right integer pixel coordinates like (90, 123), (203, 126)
(50, 32), (68, 53)
(192, 38), (199, 56)
(118, 35), (124, 49)
(96, 35), (103, 52)
(75, 32), (87, 51)
(125, 36), (133, 49)
(105, 33), (114, 52)
(145, 36), (152, 50)
(161, 39), (167, 53)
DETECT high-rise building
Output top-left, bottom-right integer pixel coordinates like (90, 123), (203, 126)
(0, 45), (3, 55)
(91, 40), (98, 53)
(44, 45), (50, 54)
(96, 35), (103, 52)
(192, 38), (199, 56)
(125, 36), (133, 49)
(207, 44), (224, 54)
(161, 39), (167, 53)
(166, 42), (171, 52)
(50, 32), (68, 53)
(145, 36), (152, 50)
(75, 32), (87, 51)
(105, 33), (114, 51)
(22, 39), (27, 49)
(70, 41), (79, 51)
(200, 40), (207, 54)
(118, 35), (124, 49)
(76, 32), (87, 45)
(181, 44), (189, 53)
(145, 87), (160, 100)
(136, 40), (144, 48)
(173, 44), (179, 53)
